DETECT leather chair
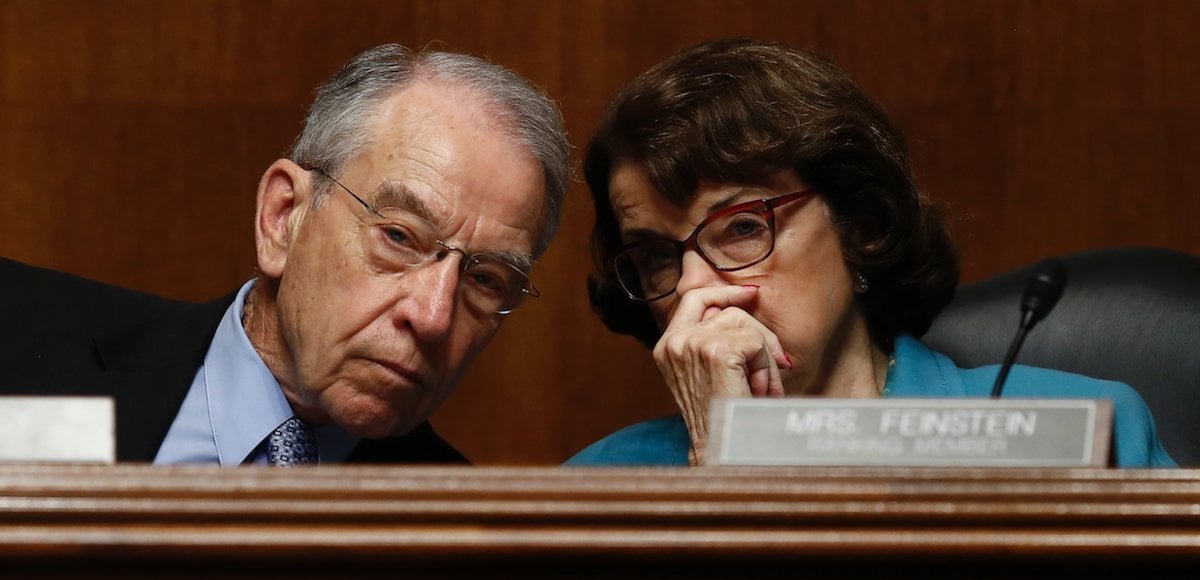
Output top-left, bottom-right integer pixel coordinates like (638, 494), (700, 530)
(922, 246), (1200, 466)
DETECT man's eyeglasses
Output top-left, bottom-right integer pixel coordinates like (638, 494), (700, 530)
(611, 191), (810, 302)
(299, 162), (540, 315)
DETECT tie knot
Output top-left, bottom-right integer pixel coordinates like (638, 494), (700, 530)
(267, 416), (318, 466)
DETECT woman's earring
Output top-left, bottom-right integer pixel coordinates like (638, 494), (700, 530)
(855, 272), (870, 294)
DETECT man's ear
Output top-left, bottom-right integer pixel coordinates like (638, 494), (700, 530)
(255, 159), (309, 279)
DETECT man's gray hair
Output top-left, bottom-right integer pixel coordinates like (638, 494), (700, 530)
(290, 44), (570, 256)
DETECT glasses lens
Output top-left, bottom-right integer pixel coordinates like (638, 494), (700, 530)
(462, 255), (532, 314)
(362, 213), (441, 271)
(697, 209), (774, 269)
(614, 240), (681, 301)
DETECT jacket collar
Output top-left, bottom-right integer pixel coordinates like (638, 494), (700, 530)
(88, 292), (237, 461)
(886, 335), (967, 397)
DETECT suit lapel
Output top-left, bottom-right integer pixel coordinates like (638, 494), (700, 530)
(88, 293), (236, 462)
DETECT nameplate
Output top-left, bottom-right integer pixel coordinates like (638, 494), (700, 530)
(707, 398), (1113, 467)
(0, 396), (115, 464)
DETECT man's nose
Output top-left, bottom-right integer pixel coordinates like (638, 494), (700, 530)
(392, 257), (460, 339)
(672, 250), (726, 297)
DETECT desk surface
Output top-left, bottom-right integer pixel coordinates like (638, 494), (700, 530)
(2, 464), (1198, 577)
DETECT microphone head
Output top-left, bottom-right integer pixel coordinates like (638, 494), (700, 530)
(1020, 257), (1068, 326)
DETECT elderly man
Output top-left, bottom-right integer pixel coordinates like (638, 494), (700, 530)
(0, 44), (569, 465)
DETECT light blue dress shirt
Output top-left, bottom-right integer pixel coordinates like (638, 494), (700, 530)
(153, 280), (358, 465)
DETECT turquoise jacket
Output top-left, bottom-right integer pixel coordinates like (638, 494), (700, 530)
(566, 335), (1177, 468)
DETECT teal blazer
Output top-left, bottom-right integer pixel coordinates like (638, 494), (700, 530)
(566, 335), (1177, 468)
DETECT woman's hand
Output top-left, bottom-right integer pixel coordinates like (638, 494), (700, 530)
(653, 285), (792, 465)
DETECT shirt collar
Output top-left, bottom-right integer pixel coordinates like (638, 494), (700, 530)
(203, 280), (358, 465)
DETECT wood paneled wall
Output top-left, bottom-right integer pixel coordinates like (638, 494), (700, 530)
(2, 0), (1197, 464)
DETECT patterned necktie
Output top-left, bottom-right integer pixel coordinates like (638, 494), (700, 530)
(267, 416), (318, 466)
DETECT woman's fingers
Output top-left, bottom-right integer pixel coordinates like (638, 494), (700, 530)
(667, 284), (759, 329)
(666, 285), (791, 370)
(653, 291), (793, 464)
(746, 344), (786, 397)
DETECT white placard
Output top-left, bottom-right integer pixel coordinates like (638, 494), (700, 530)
(708, 398), (1112, 467)
(0, 396), (115, 464)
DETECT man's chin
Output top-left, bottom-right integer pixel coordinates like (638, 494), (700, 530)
(332, 399), (425, 439)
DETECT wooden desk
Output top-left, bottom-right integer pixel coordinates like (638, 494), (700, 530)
(2, 465), (1198, 577)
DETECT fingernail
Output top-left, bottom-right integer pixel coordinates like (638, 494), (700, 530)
(742, 284), (760, 290)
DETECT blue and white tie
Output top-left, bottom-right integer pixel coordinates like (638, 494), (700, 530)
(267, 416), (318, 466)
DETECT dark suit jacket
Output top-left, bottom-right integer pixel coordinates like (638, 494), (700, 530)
(0, 257), (467, 464)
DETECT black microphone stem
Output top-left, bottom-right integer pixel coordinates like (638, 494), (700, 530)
(991, 310), (1036, 398)
(991, 257), (1066, 398)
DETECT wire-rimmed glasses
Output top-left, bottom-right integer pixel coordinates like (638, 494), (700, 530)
(299, 162), (540, 315)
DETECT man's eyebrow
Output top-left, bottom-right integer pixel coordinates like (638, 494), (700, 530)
(371, 181), (536, 269)
(370, 181), (439, 226)
(487, 250), (536, 271)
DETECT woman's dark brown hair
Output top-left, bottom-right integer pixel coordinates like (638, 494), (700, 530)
(585, 37), (959, 350)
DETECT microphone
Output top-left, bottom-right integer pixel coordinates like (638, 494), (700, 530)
(990, 257), (1068, 398)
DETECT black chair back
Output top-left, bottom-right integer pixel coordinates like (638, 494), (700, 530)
(922, 246), (1200, 466)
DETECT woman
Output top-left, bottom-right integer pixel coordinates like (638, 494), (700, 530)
(567, 37), (1175, 468)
